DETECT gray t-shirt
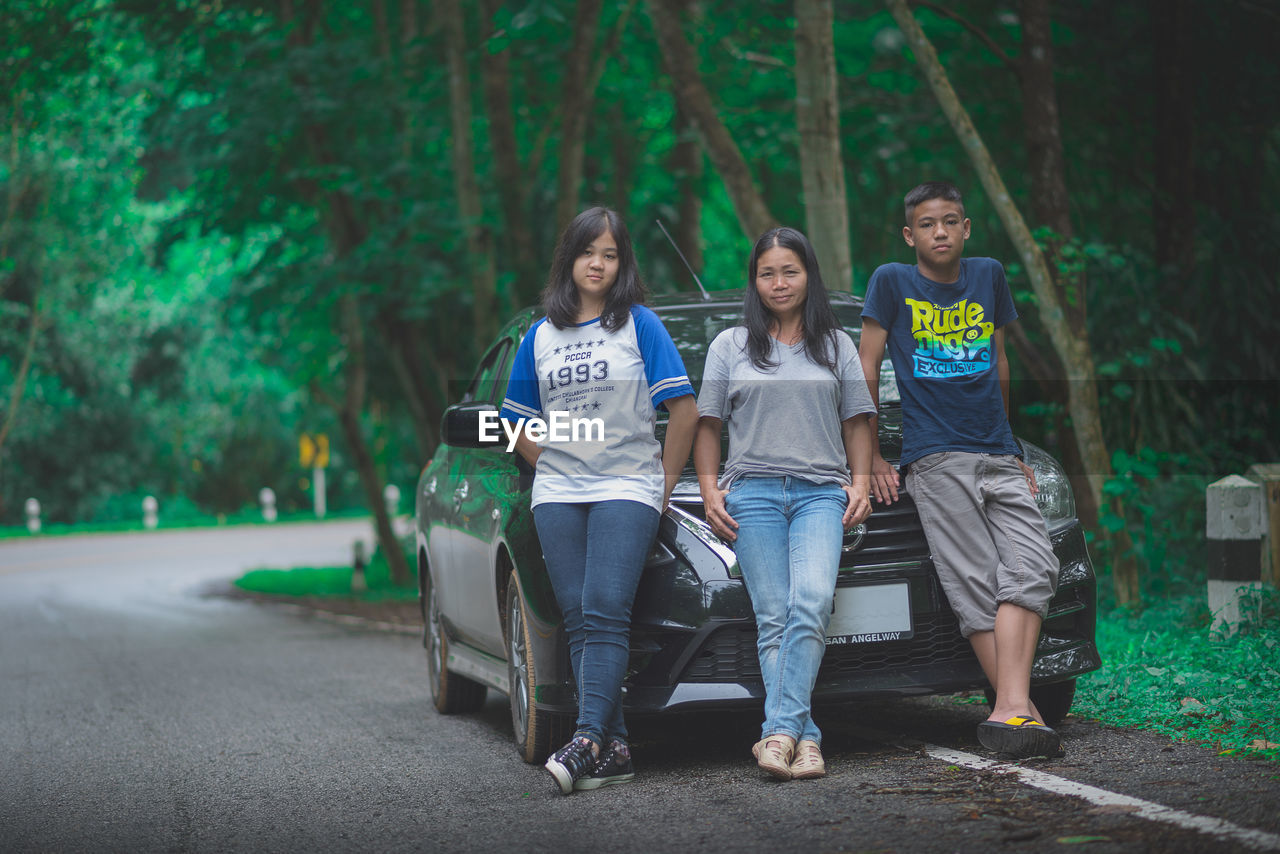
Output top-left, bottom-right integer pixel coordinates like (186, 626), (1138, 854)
(697, 327), (876, 489)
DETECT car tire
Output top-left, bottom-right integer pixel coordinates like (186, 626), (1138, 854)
(984, 678), (1076, 727)
(423, 570), (486, 714)
(506, 570), (571, 764)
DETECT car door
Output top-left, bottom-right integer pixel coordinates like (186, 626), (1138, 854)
(444, 337), (517, 654)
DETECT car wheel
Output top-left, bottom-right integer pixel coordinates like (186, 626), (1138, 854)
(984, 678), (1076, 727)
(506, 570), (571, 763)
(423, 570), (486, 714)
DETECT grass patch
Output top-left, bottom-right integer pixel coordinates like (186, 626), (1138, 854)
(234, 548), (417, 603)
(0, 507), (371, 540)
(1074, 591), (1280, 762)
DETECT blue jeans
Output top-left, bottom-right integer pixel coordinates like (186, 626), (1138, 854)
(533, 499), (660, 746)
(726, 477), (845, 744)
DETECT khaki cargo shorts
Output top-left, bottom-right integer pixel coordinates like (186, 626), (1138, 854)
(906, 451), (1060, 637)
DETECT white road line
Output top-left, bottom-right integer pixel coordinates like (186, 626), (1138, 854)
(923, 743), (1280, 851)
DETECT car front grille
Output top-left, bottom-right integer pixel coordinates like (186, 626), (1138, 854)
(683, 608), (974, 682)
(674, 490), (931, 573)
(842, 493), (930, 570)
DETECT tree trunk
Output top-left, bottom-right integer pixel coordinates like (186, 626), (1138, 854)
(794, 0), (852, 291)
(280, 0), (412, 587)
(1017, 0), (1084, 329)
(0, 101), (38, 465)
(378, 315), (440, 460)
(0, 291), (39, 461)
(671, 105), (704, 279)
(554, 0), (605, 232)
(439, 0), (499, 346)
(1151, 0), (1196, 300)
(646, 0), (776, 240)
(885, 0), (1140, 605)
(335, 297), (410, 586)
(479, 0), (539, 307)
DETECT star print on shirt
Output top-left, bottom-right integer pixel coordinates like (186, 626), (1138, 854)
(553, 346), (562, 355)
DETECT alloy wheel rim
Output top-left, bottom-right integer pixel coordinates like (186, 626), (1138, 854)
(427, 585), (444, 686)
(509, 600), (530, 738)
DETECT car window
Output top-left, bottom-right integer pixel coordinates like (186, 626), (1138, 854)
(462, 339), (513, 404)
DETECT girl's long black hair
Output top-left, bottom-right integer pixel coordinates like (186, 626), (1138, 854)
(542, 206), (645, 331)
(741, 226), (840, 372)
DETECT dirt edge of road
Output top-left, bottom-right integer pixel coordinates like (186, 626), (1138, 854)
(214, 585), (423, 635)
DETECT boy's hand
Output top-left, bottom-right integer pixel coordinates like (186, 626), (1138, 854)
(871, 453), (900, 504)
(1017, 458), (1039, 496)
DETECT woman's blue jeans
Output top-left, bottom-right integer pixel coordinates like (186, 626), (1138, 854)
(533, 499), (660, 746)
(726, 476), (845, 745)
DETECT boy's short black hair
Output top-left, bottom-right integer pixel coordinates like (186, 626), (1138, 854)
(904, 181), (964, 224)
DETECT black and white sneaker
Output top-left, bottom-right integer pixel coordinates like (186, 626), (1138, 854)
(573, 740), (635, 791)
(545, 736), (597, 795)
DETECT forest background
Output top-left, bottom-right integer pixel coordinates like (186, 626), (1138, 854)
(2, 0), (1277, 609)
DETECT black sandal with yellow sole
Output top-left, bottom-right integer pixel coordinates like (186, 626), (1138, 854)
(977, 716), (1065, 758)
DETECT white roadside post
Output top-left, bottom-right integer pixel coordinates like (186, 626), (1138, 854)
(312, 468), (327, 519)
(25, 498), (41, 534)
(142, 495), (159, 530)
(1206, 474), (1266, 635)
(258, 487), (277, 523)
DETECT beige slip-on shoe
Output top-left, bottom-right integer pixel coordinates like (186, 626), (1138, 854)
(752, 734), (796, 781)
(789, 740), (826, 780)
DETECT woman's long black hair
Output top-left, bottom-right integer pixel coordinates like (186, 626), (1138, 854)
(741, 226), (840, 372)
(542, 206), (645, 331)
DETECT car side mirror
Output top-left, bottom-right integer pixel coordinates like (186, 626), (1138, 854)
(441, 402), (506, 449)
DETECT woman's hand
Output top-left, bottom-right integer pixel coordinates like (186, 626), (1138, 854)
(693, 415), (736, 541)
(701, 482), (738, 542)
(842, 480), (872, 528)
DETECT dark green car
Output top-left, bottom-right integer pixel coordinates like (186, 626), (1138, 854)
(415, 291), (1101, 763)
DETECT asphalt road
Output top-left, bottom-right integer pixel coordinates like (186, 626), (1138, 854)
(2, 522), (1278, 853)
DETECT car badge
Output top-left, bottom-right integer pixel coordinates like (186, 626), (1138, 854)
(842, 523), (867, 553)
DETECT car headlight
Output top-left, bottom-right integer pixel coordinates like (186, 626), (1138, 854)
(878, 358), (900, 403)
(1018, 439), (1076, 532)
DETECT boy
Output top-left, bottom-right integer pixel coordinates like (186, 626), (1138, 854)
(858, 181), (1063, 759)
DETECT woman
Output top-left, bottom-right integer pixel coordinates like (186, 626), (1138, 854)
(693, 227), (875, 781)
(500, 206), (698, 794)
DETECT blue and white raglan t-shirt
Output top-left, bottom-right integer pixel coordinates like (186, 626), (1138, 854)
(499, 304), (694, 511)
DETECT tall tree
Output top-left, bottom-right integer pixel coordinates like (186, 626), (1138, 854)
(553, 0), (604, 232)
(885, 0), (1140, 604)
(794, 0), (852, 291)
(479, 0), (540, 303)
(439, 0), (500, 346)
(646, 0), (777, 240)
(276, 0), (411, 586)
(670, 106), (705, 276)
(1150, 0), (1196, 299)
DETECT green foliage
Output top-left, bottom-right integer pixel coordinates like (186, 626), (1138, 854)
(2, 0), (1277, 606)
(233, 536), (416, 601)
(1075, 594), (1280, 762)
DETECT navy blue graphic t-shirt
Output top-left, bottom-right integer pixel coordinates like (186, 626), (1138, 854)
(862, 257), (1021, 467)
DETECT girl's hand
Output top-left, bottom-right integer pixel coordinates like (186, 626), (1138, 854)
(700, 483), (738, 542)
(842, 482), (872, 528)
